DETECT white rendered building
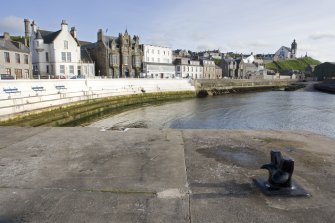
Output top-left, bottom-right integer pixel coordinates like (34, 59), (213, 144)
(175, 58), (203, 79)
(29, 20), (95, 78)
(141, 44), (175, 78)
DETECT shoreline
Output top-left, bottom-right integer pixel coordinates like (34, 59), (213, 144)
(0, 91), (195, 127)
(314, 80), (335, 94)
(0, 80), (300, 127)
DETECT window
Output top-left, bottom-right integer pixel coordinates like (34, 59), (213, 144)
(15, 53), (20, 64)
(67, 52), (71, 62)
(51, 65), (54, 73)
(60, 65), (65, 74)
(90, 66), (93, 74)
(84, 66), (88, 74)
(77, 66), (81, 75)
(176, 66), (180, 72)
(151, 49), (154, 54)
(164, 51), (165, 55)
(64, 41), (68, 50)
(123, 56), (128, 65)
(111, 55), (119, 65)
(46, 65), (49, 73)
(24, 69), (29, 78)
(4, 52), (10, 63)
(158, 50), (160, 54)
(24, 55), (29, 64)
(146, 57), (149, 62)
(45, 52), (49, 62)
(151, 57), (154, 62)
(15, 69), (22, 79)
(61, 52), (66, 62)
(36, 41), (39, 47)
(5, 68), (11, 75)
(133, 56), (140, 67)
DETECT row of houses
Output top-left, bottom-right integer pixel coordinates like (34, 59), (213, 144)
(0, 18), (298, 80)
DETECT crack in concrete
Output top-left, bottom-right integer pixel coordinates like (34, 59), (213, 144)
(181, 130), (192, 223)
(0, 186), (157, 195)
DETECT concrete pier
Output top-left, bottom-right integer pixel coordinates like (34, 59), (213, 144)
(0, 127), (334, 222)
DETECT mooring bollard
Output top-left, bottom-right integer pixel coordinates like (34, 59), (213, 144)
(254, 150), (310, 197)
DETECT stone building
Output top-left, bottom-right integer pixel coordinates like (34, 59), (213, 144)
(198, 50), (222, 60)
(28, 19), (95, 78)
(215, 65), (223, 79)
(274, 39), (297, 60)
(141, 44), (175, 78)
(173, 49), (191, 59)
(83, 29), (142, 78)
(235, 54), (266, 79)
(0, 32), (32, 79)
(175, 58), (203, 79)
(221, 58), (237, 78)
(201, 59), (216, 79)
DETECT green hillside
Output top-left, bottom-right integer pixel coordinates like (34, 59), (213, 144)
(265, 57), (321, 72)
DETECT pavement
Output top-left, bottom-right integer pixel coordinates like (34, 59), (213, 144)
(0, 127), (334, 223)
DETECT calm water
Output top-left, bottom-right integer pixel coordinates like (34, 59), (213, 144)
(89, 91), (335, 138)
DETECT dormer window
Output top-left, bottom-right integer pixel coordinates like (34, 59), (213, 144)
(64, 41), (68, 50)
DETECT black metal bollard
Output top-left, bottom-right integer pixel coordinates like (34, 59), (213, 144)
(254, 150), (309, 197)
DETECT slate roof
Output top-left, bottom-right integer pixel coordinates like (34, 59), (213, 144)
(81, 48), (94, 63)
(80, 42), (97, 50)
(280, 46), (291, 52)
(0, 38), (30, 53)
(103, 35), (118, 46)
(38, 30), (62, 44)
(78, 40), (92, 46)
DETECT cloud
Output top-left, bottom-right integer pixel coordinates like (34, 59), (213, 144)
(0, 16), (24, 36)
(309, 33), (335, 40)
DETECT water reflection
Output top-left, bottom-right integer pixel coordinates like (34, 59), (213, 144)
(89, 91), (335, 138)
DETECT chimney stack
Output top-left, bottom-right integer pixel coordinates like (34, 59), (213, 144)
(3, 32), (10, 40)
(31, 20), (37, 33)
(61, 20), (68, 31)
(70, 27), (77, 39)
(97, 29), (104, 42)
(24, 19), (30, 46)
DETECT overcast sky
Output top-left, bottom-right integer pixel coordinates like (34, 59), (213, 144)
(1, 0), (335, 62)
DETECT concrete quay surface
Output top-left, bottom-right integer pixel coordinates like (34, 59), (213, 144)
(0, 127), (334, 223)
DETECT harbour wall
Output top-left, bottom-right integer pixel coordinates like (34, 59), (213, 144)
(0, 78), (295, 124)
(0, 79), (195, 120)
(194, 79), (295, 96)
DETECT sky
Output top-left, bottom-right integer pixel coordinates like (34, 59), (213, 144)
(1, 0), (335, 62)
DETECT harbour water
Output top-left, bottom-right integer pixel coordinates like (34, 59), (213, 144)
(89, 90), (335, 139)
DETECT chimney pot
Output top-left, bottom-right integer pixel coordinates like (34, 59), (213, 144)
(3, 32), (10, 40)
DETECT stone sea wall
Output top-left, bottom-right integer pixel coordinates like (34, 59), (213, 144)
(0, 79), (195, 120)
(194, 79), (295, 96)
(0, 78), (296, 125)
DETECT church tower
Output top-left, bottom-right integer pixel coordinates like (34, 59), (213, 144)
(291, 39), (297, 58)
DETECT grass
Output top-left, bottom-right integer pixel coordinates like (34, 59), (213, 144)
(265, 57), (321, 72)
